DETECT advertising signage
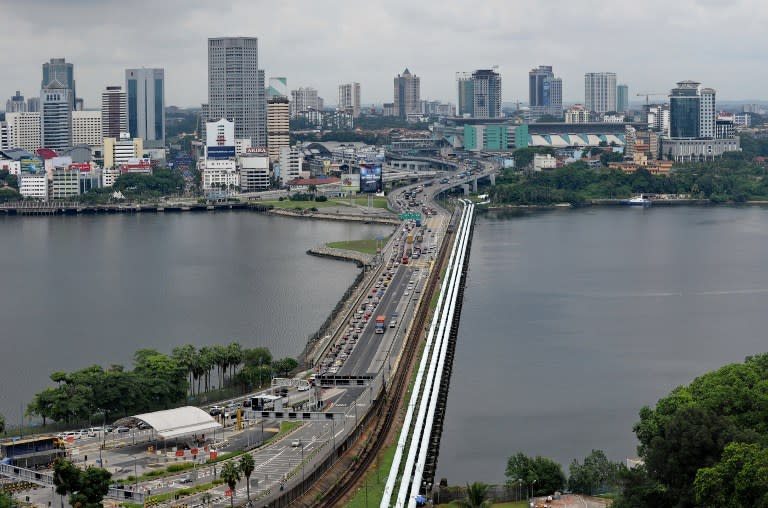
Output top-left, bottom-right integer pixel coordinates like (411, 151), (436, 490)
(207, 146), (236, 160)
(359, 164), (382, 193)
(20, 157), (44, 174)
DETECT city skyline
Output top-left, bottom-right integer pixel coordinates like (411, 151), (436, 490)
(2, 0), (768, 109)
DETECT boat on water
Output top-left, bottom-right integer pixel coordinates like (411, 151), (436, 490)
(622, 196), (652, 206)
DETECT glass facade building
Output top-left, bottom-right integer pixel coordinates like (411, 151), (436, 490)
(670, 81), (701, 138)
(126, 68), (165, 147)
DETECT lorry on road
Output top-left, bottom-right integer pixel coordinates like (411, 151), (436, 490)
(375, 315), (386, 334)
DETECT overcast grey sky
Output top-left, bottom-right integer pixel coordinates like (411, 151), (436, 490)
(2, 0), (766, 109)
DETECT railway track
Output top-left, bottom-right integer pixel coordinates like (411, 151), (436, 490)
(305, 220), (456, 508)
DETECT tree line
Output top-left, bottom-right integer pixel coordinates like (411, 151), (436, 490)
(25, 343), (299, 426)
(492, 155), (768, 205)
(499, 352), (768, 507)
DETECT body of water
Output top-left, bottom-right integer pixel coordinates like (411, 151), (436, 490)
(0, 212), (392, 425)
(437, 206), (768, 484)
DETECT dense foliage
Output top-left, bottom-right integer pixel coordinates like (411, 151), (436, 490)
(78, 168), (186, 204)
(505, 452), (566, 496)
(26, 343), (296, 425)
(53, 458), (112, 508)
(614, 353), (768, 507)
(568, 449), (624, 494)
(491, 155), (768, 205)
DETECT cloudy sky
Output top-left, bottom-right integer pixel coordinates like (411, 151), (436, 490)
(2, 0), (766, 109)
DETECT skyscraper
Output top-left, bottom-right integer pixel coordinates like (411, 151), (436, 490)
(338, 83), (361, 118)
(616, 84), (629, 114)
(125, 68), (165, 146)
(456, 73), (474, 117)
(528, 65), (562, 120)
(394, 69), (420, 119)
(290, 87), (321, 117)
(207, 37), (266, 147)
(669, 80), (701, 138)
(471, 69), (502, 119)
(700, 87), (716, 138)
(267, 96), (290, 162)
(584, 72), (617, 114)
(42, 58), (76, 110)
(101, 86), (128, 139)
(6, 91), (27, 113)
(40, 83), (72, 150)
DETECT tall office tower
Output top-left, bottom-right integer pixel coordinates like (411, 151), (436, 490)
(669, 80), (701, 138)
(125, 68), (165, 146)
(471, 69), (502, 118)
(42, 58), (76, 110)
(394, 68), (420, 118)
(101, 86), (128, 138)
(456, 72), (474, 117)
(207, 37), (266, 147)
(27, 97), (40, 112)
(616, 84), (629, 113)
(5, 112), (41, 151)
(338, 82), (361, 118)
(40, 83), (73, 150)
(528, 65), (563, 119)
(585, 72), (617, 114)
(6, 91), (27, 113)
(268, 77), (288, 99)
(267, 96), (290, 162)
(290, 87), (321, 117)
(699, 87), (716, 138)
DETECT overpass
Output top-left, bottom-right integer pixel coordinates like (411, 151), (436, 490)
(385, 152), (459, 172)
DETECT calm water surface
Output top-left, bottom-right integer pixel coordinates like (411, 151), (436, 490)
(437, 206), (768, 484)
(0, 212), (392, 423)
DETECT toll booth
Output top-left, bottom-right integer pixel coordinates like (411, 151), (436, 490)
(0, 436), (65, 469)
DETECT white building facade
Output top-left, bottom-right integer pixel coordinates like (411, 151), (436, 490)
(72, 110), (103, 147)
(5, 112), (42, 151)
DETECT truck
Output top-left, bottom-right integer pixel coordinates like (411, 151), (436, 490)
(415, 218), (422, 227)
(375, 315), (386, 334)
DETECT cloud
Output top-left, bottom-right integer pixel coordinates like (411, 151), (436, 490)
(1, 0), (767, 108)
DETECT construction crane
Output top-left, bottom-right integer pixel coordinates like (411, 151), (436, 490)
(636, 92), (667, 105)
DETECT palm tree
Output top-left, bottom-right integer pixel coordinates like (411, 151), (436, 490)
(239, 453), (255, 503)
(220, 461), (241, 508)
(452, 482), (492, 508)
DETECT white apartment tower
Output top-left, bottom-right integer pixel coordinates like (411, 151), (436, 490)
(584, 72), (617, 114)
(700, 88), (716, 138)
(338, 83), (361, 118)
(72, 110), (103, 146)
(4, 112), (41, 151)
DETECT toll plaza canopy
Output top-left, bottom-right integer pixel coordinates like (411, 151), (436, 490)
(115, 406), (222, 440)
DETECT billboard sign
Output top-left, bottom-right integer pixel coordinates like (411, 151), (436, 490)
(207, 146), (236, 160)
(359, 164), (382, 193)
(20, 157), (44, 174)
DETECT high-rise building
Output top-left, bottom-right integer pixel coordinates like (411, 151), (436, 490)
(103, 136), (143, 169)
(6, 91), (27, 113)
(40, 83), (73, 150)
(565, 104), (591, 124)
(207, 37), (266, 147)
(669, 80), (701, 138)
(290, 87), (322, 118)
(394, 68), (420, 118)
(529, 65), (563, 120)
(584, 72), (617, 114)
(27, 97), (40, 112)
(471, 69), (502, 119)
(699, 87), (716, 138)
(72, 110), (103, 147)
(267, 96), (290, 162)
(42, 58), (76, 110)
(616, 84), (629, 114)
(338, 82), (361, 118)
(268, 77), (288, 99)
(456, 72), (474, 117)
(5, 112), (41, 151)
(101, 86), (128, 139)
(125, 68), (165, 147)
